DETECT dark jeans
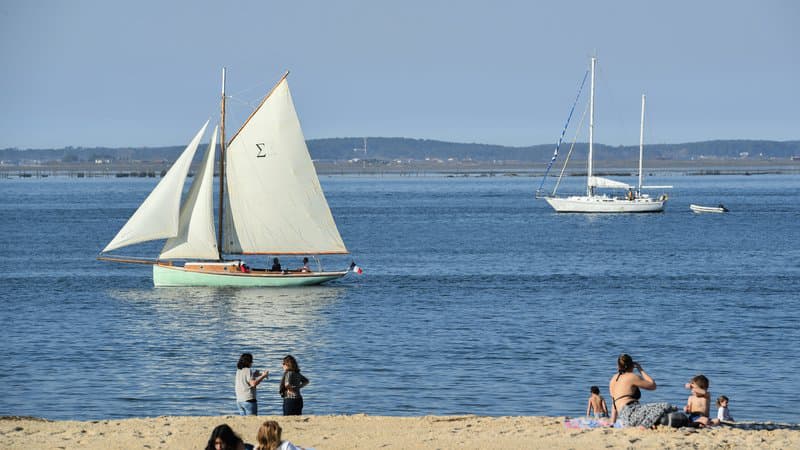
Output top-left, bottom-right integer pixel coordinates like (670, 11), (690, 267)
(283, 396), (303, 416)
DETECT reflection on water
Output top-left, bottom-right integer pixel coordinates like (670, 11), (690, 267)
(107, 285), (345, 340)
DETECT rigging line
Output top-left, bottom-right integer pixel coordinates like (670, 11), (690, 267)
(537, 70), (590, 195)
(552, 98), (589, 196)
(225, 94), (261, 110)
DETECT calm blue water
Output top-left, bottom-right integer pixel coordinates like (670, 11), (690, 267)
(1, 173), (798, 423)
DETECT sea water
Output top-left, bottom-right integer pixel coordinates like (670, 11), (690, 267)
(0, 173), (798, 422)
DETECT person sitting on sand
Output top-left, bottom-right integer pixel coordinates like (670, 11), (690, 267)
(206, 424), (253, 450)
(716, 395), (734, 422)
(609, 354), (685, 428)
(255, 420), (303, 450)
(586, 385), (609, 418)
(684, 375), (720, 427)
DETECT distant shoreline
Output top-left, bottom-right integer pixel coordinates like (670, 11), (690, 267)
(2, 159), (799, 179)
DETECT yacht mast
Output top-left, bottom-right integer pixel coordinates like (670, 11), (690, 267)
(638, 94), (645, 196)
(587, 57), (596, 196)
(217, 67), (227, 260)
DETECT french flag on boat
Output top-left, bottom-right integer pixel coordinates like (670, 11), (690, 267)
(349, 261), (363, 275)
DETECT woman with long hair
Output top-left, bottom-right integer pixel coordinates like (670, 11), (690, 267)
(255, 420), (302, 450)
(609, 353), (686, 428)
(205, 423), (250, 450)
(279, 355), (309, 416)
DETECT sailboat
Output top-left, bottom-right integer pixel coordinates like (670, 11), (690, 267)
(99, 70), (354, 287)
(542, 57), (671, 213)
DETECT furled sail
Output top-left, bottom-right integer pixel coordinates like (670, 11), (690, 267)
(103, 121), (209, 253)
(588, 176), (631, 189)
(159, 125), (219, 260)
(222, 76), (348, 255)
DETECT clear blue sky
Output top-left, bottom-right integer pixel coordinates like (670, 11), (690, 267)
(1, 0), (797, 149)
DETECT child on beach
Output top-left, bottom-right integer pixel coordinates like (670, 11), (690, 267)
(716, 395), (734, 422)
(586, 386), (609, 418)
(684, 375), (720, 427)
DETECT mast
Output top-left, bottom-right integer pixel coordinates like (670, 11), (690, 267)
(217, 67), (227, 261)
(638, 94), (645, 195)
(587, 57), (596, 196)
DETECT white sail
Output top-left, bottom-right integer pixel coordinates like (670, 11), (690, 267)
(222, 77), (347, 255)
(159, 125), (219, 260)
(103, 121), (209, 253)
(588, 176), (631, 189)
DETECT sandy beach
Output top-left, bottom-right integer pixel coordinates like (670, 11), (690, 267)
(2, 415), (798, 449)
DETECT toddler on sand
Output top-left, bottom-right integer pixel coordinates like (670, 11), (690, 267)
(716, 395), (734, 422)
(684, 375), (720, 427)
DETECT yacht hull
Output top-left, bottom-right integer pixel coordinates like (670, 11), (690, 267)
(545, 196), (665, 213)
(153, 263), (347, 287)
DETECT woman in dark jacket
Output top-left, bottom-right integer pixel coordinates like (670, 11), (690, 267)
(279, 355), (309, 416)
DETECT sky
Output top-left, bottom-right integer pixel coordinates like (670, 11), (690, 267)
(1, 0), (798, 149)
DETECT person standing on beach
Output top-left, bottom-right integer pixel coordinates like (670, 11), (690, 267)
(279, 355), (309, 416)
(236, 353), (269, 416)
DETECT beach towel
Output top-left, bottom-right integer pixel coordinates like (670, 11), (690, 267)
(564, 417), (620, 429)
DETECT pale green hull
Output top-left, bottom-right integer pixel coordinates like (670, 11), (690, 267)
(153, 264), (347, 287)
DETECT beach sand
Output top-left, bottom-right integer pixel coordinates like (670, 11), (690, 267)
(2, 415), (798, 449)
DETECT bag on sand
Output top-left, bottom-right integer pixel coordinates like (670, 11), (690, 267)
(658, 411), (689, 428)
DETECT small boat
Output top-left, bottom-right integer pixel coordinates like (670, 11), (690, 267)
(99, 70), (355, 287)
(690, 204), (729, 214)
(538, 57), (671, 213)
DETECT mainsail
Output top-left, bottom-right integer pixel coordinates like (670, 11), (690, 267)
(588, 176), (631, 189)
(159, 126), (219, 260)
(102, 121), (209, 253)
(222, 76), (348, 255)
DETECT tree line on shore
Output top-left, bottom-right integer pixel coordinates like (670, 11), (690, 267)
(2, 137), (799, 164)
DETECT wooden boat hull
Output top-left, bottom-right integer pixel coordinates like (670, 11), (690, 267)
(545, 196), (665, 213)
(153, 263), (348, 287)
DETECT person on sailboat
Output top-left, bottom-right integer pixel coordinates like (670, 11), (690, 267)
(271, 258), (282, 272)
(298, 257), (311, 273)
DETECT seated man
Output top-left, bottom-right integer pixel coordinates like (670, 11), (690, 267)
(298, 257), (311, 272)
(270, 257), (282, 272)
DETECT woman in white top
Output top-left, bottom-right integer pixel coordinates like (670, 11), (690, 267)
(255, 420), (303, 450)
(716, 395), (734, 421)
